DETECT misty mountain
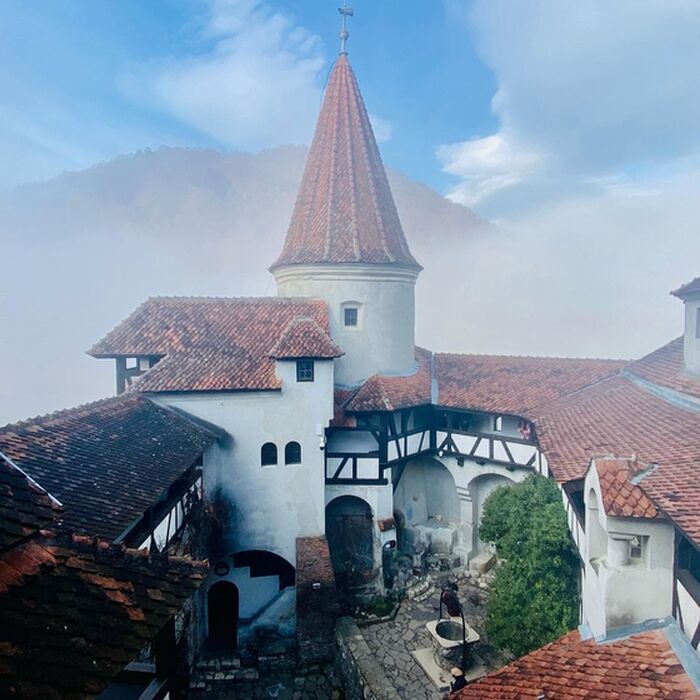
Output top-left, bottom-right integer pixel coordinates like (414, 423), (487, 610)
(0, 146), (491, 424)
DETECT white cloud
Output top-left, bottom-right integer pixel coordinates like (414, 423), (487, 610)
(440, 0), (700, 212)
(369, 113), (393, 143)
(125, 0), (327, 150)
(437, 133), (542, 207)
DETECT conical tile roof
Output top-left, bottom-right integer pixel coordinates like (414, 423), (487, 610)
(271, 55), (420, 271)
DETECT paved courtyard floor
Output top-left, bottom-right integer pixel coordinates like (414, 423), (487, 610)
(360, 571), (500, 700)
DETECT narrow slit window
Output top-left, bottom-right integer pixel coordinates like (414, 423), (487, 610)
(493, 415), (503, 432)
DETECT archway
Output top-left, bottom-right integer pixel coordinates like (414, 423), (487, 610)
(469, 473), (514, 553)
(394, 457), (460, 527)
(325, 496), (374, 590)
(207, 581), (239, 650)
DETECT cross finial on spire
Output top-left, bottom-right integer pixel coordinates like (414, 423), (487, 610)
(338, 1), (354, 55)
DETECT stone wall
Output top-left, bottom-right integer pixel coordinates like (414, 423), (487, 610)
(296, 536), (337, 667)
(334, 617), (401, 700)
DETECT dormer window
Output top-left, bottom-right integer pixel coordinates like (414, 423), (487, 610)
(296, 360), (314, 382)
(344, 307), (358, 327)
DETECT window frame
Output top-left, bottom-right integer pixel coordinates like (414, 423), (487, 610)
(296, 359), (315, 383)
(261, 442), (278, 467)
(343, 306), (359, 327)
(285, 441), (302, 465)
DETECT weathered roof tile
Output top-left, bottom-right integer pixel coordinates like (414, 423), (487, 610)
(271, 56), (420, 271)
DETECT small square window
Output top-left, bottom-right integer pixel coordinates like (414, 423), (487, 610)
(344, 307), (358, 327)
(629, 536), (643, 560)
(296, 360), (314, 382)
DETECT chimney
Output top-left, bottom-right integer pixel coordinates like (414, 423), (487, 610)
(671, 277), (700, 375)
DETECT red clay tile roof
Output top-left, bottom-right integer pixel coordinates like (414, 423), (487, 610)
(535, 375), (700, 545)
(452, 626), (698, 699)
(626, 337), (700, 400)
(339, 350), (624, 417)
(269, 317), (343, 359)
(594, 457), (659, 519)
(672, 276), (700, 299)
(0, 532), (206, 700)
(0, 394), (219, 542)
(89, 296), (336, 392)
(345, 348), (432, 412)
(436, 353), (626, 416)
(0, 454), (60, 552)
(270, 55), (420, 271)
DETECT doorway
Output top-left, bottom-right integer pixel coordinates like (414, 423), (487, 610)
(207, 581), (239, 650)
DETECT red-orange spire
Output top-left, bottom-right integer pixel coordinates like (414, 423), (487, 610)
(270, 56), (421, 271)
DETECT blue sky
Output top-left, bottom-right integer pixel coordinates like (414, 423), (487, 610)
(2, 0), (700, 217)
(0, 0), (496, 194)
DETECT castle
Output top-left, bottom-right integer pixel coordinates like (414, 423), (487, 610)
(1, 12), (699, 700)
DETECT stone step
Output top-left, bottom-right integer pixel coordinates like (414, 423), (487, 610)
(189, 666), (259, 688)
(194, 656), (242, 672)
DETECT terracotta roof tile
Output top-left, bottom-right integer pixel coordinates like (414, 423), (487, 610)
(0, 394), (219, 541)
(594, 458), (659, 519)
(345, 347), (432, 412)
(89, 296), (335, 392)
(626, 337), (700, 400)
(436, 353), (625, 416)
(269, 317), (343, 359)
(453, 627), (699, 699)
(270, 55), (420, 271)
(0, 454), (60, 552)
(0, 532), (206, 699)
(535, 375), (700, 545)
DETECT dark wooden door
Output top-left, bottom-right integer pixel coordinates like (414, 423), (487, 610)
(207, 581), (238, 650)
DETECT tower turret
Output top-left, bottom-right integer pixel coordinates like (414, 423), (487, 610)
(270, 49), (421, 387)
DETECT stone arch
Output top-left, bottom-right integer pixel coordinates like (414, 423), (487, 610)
(207, 581), (239, 650)
(394, 457), (460, 527)
(325, 496), (374, 588)
(468, 473), (515, 554)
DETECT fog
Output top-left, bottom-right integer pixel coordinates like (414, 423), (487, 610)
(1, 145), (697, 425)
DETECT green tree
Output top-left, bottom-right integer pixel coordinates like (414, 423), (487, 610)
(480, 475), (579, 657)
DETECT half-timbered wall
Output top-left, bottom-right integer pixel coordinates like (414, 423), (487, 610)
(674, 532), (700, 648)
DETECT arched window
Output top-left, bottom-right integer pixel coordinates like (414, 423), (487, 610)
(285, 441), (302, 465)
(261, 442), (278, 466)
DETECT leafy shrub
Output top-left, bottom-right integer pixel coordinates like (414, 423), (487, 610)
(480, 475), (579, 657)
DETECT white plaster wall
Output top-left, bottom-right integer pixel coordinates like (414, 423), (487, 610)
(150, 359), (334, 567)
(682, 297), (700, 374)
(394, 453), (529, 562)
(582, 466), (675, 636)
(274, 264), (418, 386)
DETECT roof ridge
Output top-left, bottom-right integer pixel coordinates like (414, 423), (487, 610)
(436, 350), (628, 363)
(0, 392), (141, 433)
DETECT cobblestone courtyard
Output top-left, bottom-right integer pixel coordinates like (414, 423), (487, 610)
(359, 571), (500, 700)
